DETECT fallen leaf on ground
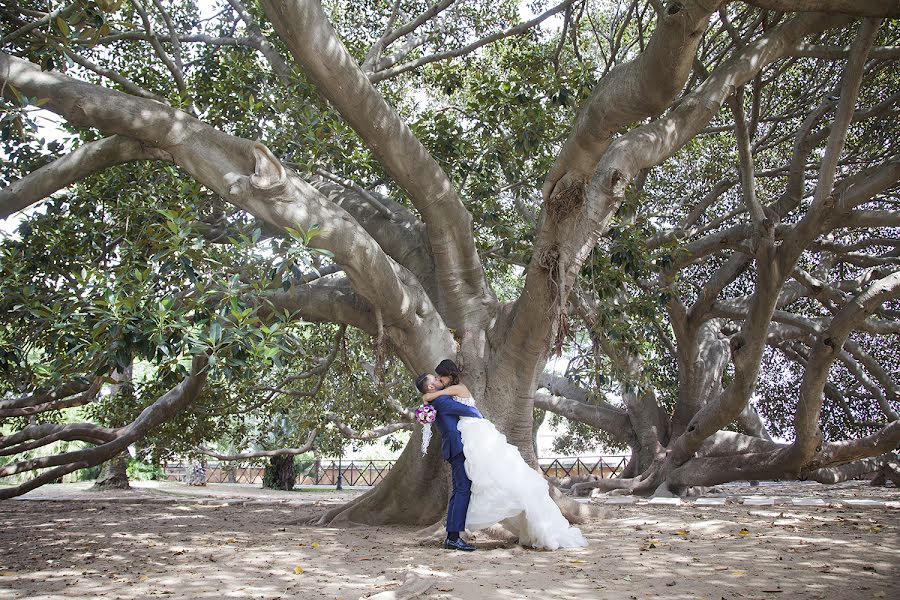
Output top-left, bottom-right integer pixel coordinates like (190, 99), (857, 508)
(675, 529), (689, 536)
(311, 542), (320, 549)
(570, 560), (588, 564)
(226, 538), (238, 543)
(139, 575), (149, 582)
(731, 571), (747, 577)
(294, 565), (304, 574)
(0, 571), (17, 576)
(738, 528), (750, 535)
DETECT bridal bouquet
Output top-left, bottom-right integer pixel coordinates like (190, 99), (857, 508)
(415, 404), (437, 455)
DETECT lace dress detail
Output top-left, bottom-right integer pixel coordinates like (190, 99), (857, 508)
(453, 396), (478, 407)
(452, 396), (588, 550)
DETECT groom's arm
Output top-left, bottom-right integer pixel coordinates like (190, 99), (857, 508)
(431, 395), (483, 419)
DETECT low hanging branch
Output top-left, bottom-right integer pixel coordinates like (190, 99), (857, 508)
(663, 270), (900, 489)
(0, 376), (103, 418)
(250, 324), (346, 399)
(0, 135), (172, 219)
(0, 422), (116, 458)
(196, 429), (318, 461)
(324, 413), (413, 441)
(0, 356), (209, 500)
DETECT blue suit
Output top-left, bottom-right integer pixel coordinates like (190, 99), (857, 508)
(429, 395), (483, 534)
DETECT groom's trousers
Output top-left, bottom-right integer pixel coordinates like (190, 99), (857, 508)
(446, 453), (471, 533)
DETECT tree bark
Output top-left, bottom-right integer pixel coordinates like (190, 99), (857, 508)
(92, 452), (130, 490)
(263, 455), (296, 491)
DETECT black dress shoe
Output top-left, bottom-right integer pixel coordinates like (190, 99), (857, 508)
(442, 537), (476, 551)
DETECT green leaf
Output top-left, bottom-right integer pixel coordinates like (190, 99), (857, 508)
(56, 16), (71, 36)
(209, 321), (222, 343)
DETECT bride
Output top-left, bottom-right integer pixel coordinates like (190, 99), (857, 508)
(422, 359), (588, 550)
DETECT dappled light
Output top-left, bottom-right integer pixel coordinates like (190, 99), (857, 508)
(1, 483), (897, 599)
(2, 0), (899, 596)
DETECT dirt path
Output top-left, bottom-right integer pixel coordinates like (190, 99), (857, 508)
(1, 482), (897, 599)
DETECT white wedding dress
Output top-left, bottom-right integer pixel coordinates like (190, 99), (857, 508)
(454, 396), (588, 550)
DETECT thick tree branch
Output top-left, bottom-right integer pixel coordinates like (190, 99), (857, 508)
(0, 423), (116, 457)
(792, 42), (900, 59)
(0, 356), (209, 499)
(739, 0), (900, 18)
(0, 379), (92, 411)
(533, 391), (634, 447)
(197, 430), (317, 460)
(0, 136), (172, 218)
(543, 0), (721, 202)
(325, 415), (414, 440)
(803, 423), (900, 471)
(256, 0), (493, 327)
(0, 51), (455, 374)
(728, 88), (766, 227)
(0, 377), (102, 418)
(306, 174), (437, 294)
(802, 453), (899, 484)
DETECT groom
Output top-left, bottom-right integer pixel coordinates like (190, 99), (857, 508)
(414, 373), (483, 551)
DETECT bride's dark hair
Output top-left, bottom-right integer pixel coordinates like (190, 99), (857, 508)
(435, 359), (461, 385)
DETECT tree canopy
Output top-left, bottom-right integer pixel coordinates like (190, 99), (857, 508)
(1, 0), (898, 520)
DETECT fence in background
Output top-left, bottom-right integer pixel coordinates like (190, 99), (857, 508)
(163, 455), (629, 486)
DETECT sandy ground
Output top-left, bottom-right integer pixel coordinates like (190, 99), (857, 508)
(1, 481), (898, 600)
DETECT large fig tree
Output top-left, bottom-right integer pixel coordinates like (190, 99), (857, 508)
(1, 1), (898, 522)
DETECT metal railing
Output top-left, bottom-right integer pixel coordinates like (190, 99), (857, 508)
(306, 459), (394, 486)
(539, 456), (629, 479)
(163, 455), (630, 486)
(163, 462), (265, 484)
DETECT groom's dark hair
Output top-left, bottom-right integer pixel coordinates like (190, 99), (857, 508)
(414, 373), (431, 393)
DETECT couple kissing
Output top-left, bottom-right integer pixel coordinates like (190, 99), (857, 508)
(415, 359), (587, 551)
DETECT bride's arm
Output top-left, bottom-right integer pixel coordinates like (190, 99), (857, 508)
(422, 384), (471, 402)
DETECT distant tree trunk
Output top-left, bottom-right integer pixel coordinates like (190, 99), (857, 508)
(263, 455), (296, 490)
(93, 366), (133, 490)
(187, 462), (207, 486)
(92, 452), (130, 490)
